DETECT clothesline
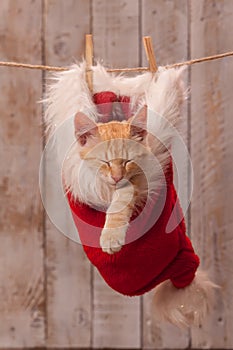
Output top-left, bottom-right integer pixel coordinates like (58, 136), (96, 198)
(0, 51), (233, 73)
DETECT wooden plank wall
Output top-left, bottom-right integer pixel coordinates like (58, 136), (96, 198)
(0, 0), (233, 348)
(92, 3), (141, 348)
(141, 1), (190, 348)
(0, 1), (45, 347)
(190, 1), (233, 348)
(44, 1), (92, 348)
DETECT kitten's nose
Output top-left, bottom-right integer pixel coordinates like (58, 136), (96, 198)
(111, 175), (123, 183)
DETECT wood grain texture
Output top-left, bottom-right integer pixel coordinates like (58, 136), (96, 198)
(0, 0), (44, 347)
(93, 271), (140, 348)
(141, 0), (190, 348)
(44, 1), (92, 347)
(44, 0), (91, 66)
(92, 0), (139, 68)
(190, 0), (233, 348)
(141, 0), (189, 67)
(92, 1), (141, 348)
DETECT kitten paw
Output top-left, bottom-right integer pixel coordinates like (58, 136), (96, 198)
(100, 227), (126, 254)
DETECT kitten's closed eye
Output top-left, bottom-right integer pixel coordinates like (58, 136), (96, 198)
(100, 160), (133, 167)
(101, 160), (110, 166)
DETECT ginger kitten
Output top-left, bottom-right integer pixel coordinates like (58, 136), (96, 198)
(63, 105), (167, 254)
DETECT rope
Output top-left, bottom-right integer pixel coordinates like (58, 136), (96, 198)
(0, 61), (67, 72)
(0, 51), (233, 73)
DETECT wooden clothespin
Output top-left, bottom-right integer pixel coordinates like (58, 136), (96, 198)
(143, 36), (158, 73)
(85, 34), (94, 92)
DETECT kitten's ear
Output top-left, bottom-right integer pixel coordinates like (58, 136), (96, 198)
(74, 112), (98, 146)
(130, 105), (147, 141)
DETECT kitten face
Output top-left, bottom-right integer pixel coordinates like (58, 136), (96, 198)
(74, 107), (148, 186)
(98, 158), (138, 185)
(79, 123), (147, 186)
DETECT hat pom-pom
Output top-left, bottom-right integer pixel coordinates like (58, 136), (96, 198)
(152, 270), (219, 328)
